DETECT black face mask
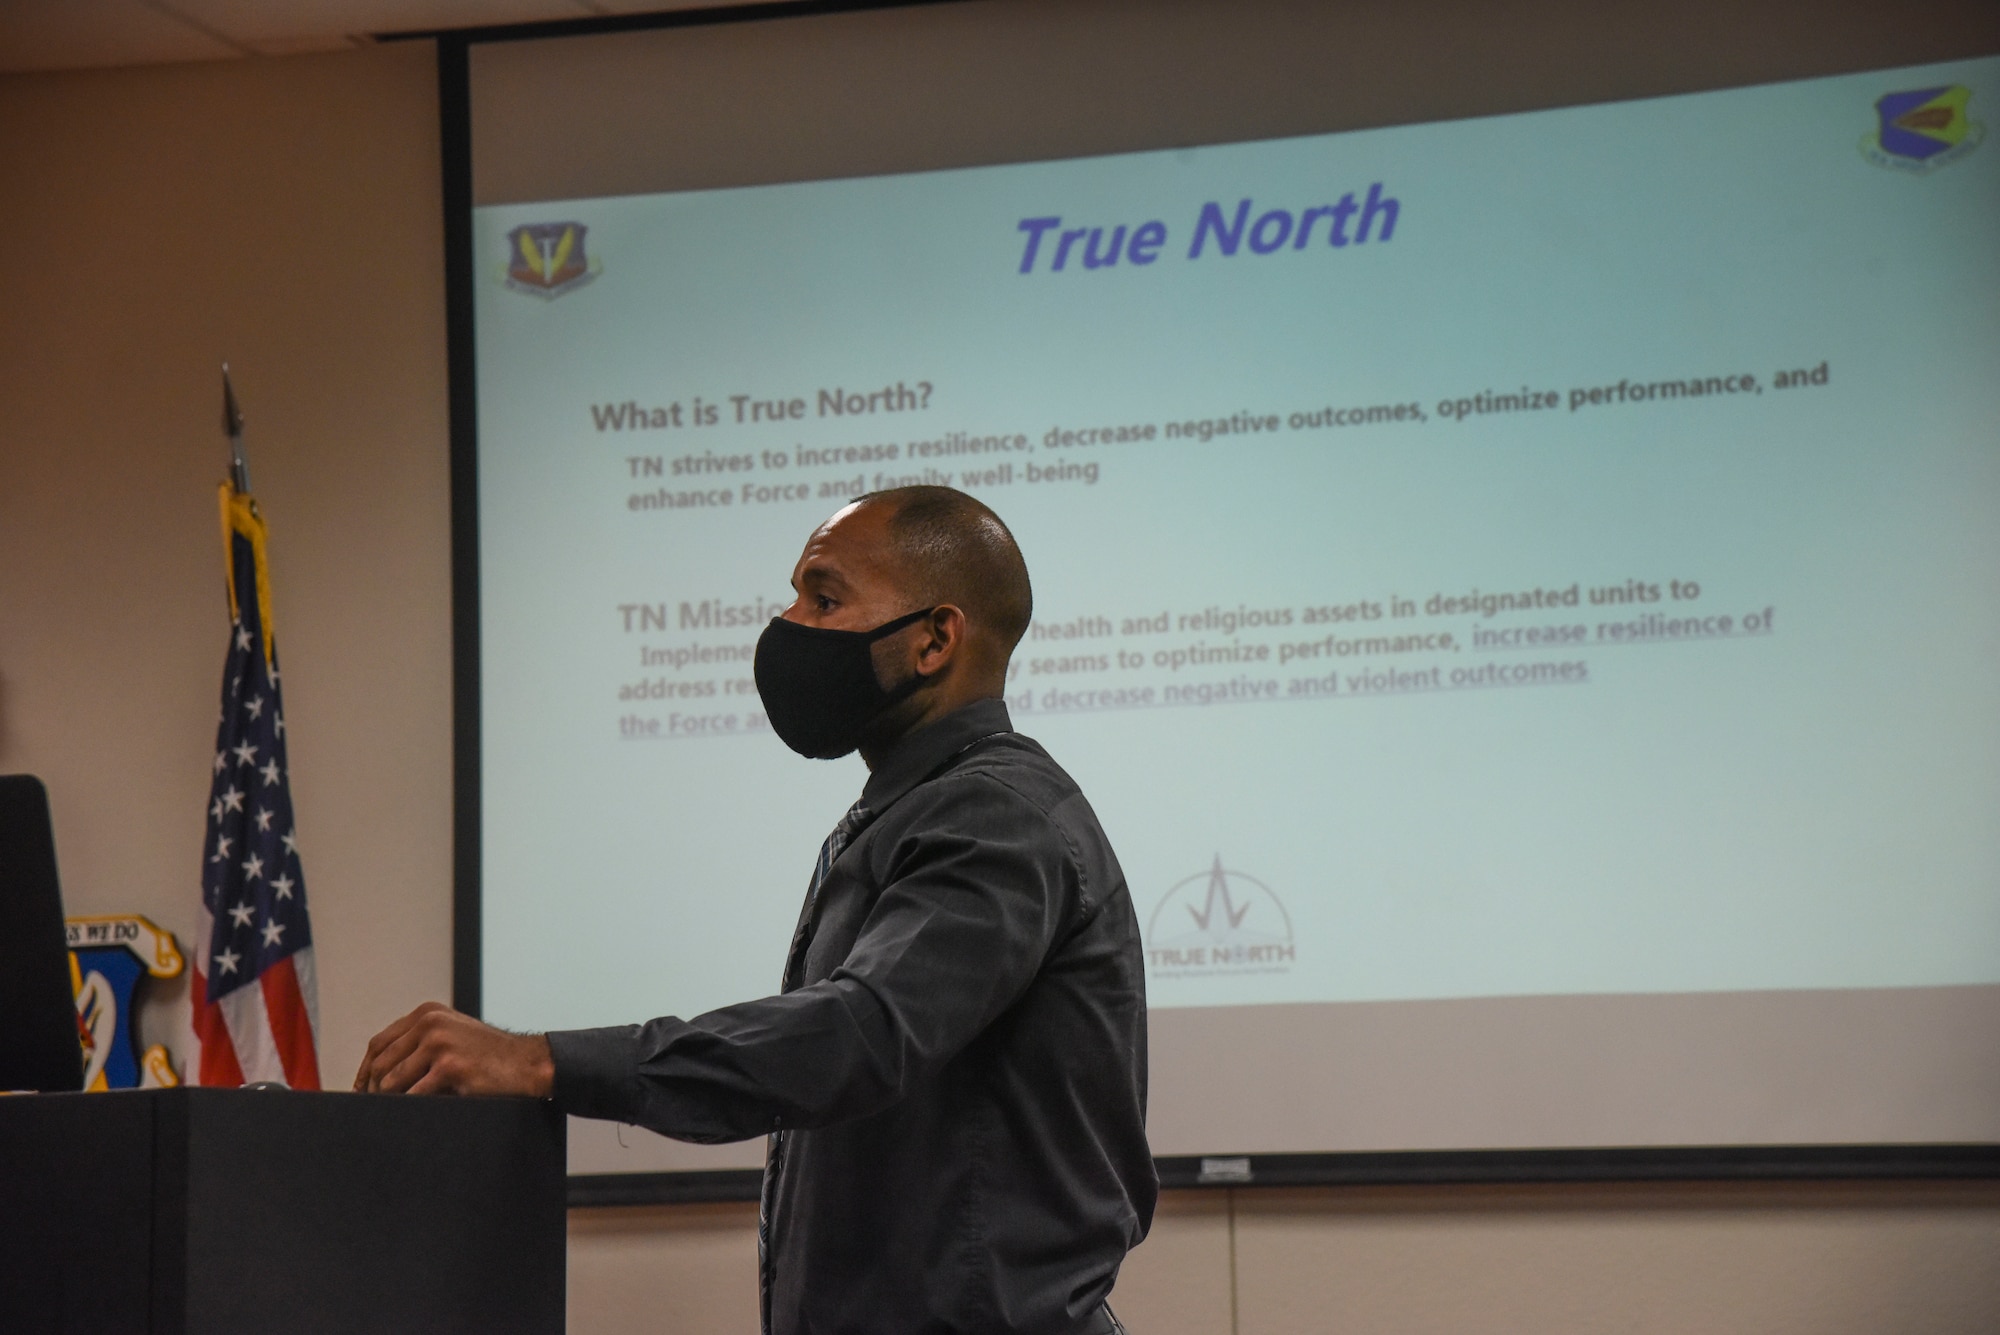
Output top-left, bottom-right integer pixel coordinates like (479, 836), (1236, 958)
(754, 608), (936, 759)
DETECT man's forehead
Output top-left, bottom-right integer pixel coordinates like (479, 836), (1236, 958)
(795, 501), (900, 584)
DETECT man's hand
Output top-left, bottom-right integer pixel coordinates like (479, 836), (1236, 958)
(353, 1001), (555, 1098)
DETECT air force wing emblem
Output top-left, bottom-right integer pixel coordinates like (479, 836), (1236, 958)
(504, 221), (600, 298)
(1862, 85), (1983, 172)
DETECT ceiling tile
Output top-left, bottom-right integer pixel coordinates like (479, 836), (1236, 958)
(0, 0), (798, 75)
(0, 0), (243, 73)
(239, 33), (366, 57)
(585, 0), (772, 14)
(165, 0), (599, 47)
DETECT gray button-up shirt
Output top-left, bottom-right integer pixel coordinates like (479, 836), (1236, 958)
(548, 698), (1156, 1335)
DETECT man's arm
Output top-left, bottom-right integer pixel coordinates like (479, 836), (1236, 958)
(548, 776), (1081, 1141)
(358, 776), (1079, 1137)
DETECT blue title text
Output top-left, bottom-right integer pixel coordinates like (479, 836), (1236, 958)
(1017, 183), (1400, 274)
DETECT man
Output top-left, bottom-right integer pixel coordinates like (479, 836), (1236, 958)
(356, 486), (1156, 1335)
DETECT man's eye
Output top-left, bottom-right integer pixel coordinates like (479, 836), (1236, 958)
(816, 595), (836, 612)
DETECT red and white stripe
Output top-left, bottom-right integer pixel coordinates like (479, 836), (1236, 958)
(191, 905), (322, 1089)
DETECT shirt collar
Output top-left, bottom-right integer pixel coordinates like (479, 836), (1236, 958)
(860, 697), (1013, 812)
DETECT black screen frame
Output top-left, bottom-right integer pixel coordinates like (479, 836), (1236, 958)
(429, 6), (2000, 1205)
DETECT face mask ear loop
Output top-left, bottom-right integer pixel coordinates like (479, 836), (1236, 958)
(862, 606), (938, 643)
(872, 607), (940, 705)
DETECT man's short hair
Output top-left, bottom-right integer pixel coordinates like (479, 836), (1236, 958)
(858, 486), (1033, 653)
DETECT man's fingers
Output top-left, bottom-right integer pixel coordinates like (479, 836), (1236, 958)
(406, 1064), (452, 1096)
(354, 1024), (395, 1090)
(363, 1013), (440, 1092)
(360, 1034), (403, 1092)
(353, 1005), (543, 1099)
(354, 1002), (454, 1092)
(355, 1024), (401, 1090)
(373, 1003), (441, 1054)
(375, 1038), (443, 1094)
(377, 1009), (479, 1094)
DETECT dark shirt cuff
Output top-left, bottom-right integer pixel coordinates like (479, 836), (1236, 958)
(545, 1024), (644, 1122)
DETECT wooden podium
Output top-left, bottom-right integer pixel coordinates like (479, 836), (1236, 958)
(0, 1087), (566, 1334)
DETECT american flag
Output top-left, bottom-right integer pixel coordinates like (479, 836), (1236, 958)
(190, 481), (321, 1088)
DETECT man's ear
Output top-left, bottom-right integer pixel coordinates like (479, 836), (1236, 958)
(917, 605), (967, 675)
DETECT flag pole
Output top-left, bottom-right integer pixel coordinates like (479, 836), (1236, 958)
(222, 364), (251, 493)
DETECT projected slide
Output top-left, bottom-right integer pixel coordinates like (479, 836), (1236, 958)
(474, 58), (1999, 1043)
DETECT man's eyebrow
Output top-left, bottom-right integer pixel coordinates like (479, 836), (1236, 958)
(797, 561), (851, 590)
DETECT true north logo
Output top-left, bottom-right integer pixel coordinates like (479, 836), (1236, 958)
(503, 222), (600, 298)
(1146, 855), (1295, 977)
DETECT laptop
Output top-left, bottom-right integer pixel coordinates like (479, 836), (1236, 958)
(0, 775), (84, 1092)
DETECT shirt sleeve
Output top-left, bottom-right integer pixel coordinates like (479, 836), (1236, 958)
(543, 773), (1085, 1143)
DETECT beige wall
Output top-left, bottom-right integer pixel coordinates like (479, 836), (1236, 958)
(570, 1181), (2000, 1335)
(0, 40), (453, 1081)
(3, 27), (1996, 1335)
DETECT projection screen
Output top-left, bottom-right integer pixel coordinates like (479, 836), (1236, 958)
(450, 0), (2000, 1179)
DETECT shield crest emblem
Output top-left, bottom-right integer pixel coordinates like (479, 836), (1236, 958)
(505, 222), (599, 298)
(1862, 85), (1983, 172)
(67, 914), (185, 1090)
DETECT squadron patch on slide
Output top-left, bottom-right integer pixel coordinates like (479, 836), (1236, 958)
(504, 221), (600, 298)
(69, 915), (185, 1091)
(1145, 855), (1295, 979)
(1861, 85), (1983, 172)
